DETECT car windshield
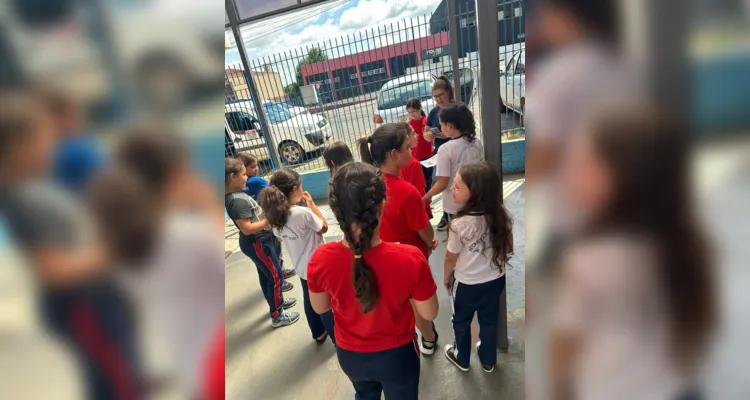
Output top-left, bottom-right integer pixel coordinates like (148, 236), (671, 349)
(264, 103), (294, 123)
(377, 79), (433, 110)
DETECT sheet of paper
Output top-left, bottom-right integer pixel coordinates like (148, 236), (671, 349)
(420, 154), (438, 168)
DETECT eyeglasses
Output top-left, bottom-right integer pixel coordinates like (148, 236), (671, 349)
(433, 91), (447, 100)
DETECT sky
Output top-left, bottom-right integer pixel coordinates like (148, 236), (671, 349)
(226, 0), (445, 86)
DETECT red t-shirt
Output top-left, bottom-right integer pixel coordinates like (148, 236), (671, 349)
(307, 241), (437, 352)
(399, 157), (431, 217)
(381, 172), (430, 257)
(202, 321), (225, 400)
(409, 117), (432, 161)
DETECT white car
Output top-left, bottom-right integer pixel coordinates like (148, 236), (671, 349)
(373, 68), (479, 125)
(500, 50), (525, 116)
(263, 101), (309, 117)
(225, 101), (331, 165)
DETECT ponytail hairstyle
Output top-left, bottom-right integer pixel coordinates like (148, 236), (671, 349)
(405, 97), (426, 117)
(323, 141), (354, 173)
(260, 168), (302, 230)
(224, 157), (243, 186)
(447, 162), (513, 271)
(439, 103), (477, 143)
(328, 162), (386, 314)
(432, 75), (455, 102)
(358, 122), (411, 166)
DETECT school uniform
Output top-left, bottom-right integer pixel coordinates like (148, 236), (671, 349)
(308, 242), (437, 399)
(225, 191), (286, 320)
(272, 206), (335, 342)
(399, 157), (432, 218)
(435, 136), (484, 218)
(408, 117), (433, 191)
(379, 173), (431, 259)
(446, 215), (506, 368)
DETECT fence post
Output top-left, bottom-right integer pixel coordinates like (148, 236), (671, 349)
(447, 0), (462, 103)
(226, 0), (283, 169)
(476, 0), (509, 352)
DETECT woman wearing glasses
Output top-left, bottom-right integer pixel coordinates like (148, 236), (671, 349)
(423, 75), (456, 231)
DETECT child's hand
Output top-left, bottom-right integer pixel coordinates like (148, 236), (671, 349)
(431, 238), (438, 250)
(302, 191), (314, 206)
(444, 275), (453, 295)
(423, 130), (435, 142)
(422, 194), (432, 204)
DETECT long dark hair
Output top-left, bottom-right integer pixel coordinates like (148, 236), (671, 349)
(260, 168), (301, 231)
(447, 162), (513, 270)
(544, 0), (620, 46)
(358, 122), (411, 166)
(432, 75), (455, 102)
(323, 141), (354, 173)
(405, 97), (426, 117)
(439, 103), (477, 143)
(329, 162), (386, 314)
(584, 107), (715, 370)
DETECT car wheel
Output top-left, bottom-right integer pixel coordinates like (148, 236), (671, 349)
(279, 141), (304, 165)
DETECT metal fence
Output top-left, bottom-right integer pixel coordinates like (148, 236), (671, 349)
(225, 0), (525, 176)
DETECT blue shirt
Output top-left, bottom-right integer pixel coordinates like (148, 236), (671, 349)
(53, 135), (106, 193)
(426, 106), (449, 152)
(244, 176), (269, 203)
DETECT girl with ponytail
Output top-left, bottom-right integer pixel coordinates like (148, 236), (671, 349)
(307, 162), (439, 399)
(359, 122), (441, 356)
(259, 168), (334, 344)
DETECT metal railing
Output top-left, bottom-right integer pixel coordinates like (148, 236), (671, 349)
(225, 0), (525, 175)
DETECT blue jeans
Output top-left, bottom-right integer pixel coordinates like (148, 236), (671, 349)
(336, 339), (421, 400)
(451, 276), (506, 367)
(240, 235), (286, 320)
(300, 278), (335, 343)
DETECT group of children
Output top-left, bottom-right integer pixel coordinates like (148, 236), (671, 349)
(225, 75), (514, 398)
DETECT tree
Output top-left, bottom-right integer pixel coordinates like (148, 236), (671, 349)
(287, 47), (328, 97)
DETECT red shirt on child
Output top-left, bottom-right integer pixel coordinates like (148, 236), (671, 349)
(307, 241), (437, 352)
(409, 117), (433, 161)
(380, 172), (430, 258)
(400, 156), (431, 218)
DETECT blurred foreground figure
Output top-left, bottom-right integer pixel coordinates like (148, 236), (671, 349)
(547, 107), (717, 400)
(89, 125), (224, 398)
(0, 92), (143, 399)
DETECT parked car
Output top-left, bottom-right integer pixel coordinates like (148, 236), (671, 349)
(225, 101), (331, 165)
(263, 101), (309, 117)
(500, 49), (525, 117)
(373, 68), (479, 125)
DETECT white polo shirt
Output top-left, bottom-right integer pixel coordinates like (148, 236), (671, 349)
(272, 205), (324, 280)
(446, 215), (505, 285)
(435, 136), (484, 214)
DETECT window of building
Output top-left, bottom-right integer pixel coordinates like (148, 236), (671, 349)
(498, 10), (506, 20)
(514, 7), (522, 17)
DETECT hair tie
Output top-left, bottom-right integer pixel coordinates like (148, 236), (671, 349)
(354, 254), (362, 259)
(366, 136), (374, 144)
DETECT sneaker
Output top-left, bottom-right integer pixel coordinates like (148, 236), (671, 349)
(281, 281), (294, 292)
(283, 269), (296, 279)
(437, 214), (448, 231)
(444, 344), (469, 372)
(419, 322), (439, 355)
(272, 312), (300, 328)
(476, 342), (494, 372)
(283, 297), (297, 309)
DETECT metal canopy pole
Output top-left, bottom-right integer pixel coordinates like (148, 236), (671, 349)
(475, 0), (508, 351)
(447, 0), (462, 103)
(226, 0), (283, 169)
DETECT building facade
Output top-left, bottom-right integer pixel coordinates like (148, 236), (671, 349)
(225, 65), (285, 102)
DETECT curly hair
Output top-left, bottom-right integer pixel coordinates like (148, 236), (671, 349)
(260, 168), (301, 231)
(447, 162), (513, 271)
(358, 122), (411, 166)
(329, 162), (386, 313)
(439, 103), (477, 143)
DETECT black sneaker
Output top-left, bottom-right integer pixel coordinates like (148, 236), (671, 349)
(315, 332), (329, 344)
(283, 269), (296, 279)
(437, 214), (448, 231)
(476, 342), (494, 372)
(444, 344), (469, 372)
(419, 322), (439, 355)
(281, 281), (294, 292)
(283, 297), (297, 309)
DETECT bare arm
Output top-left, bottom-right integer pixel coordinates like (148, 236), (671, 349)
(33, 246), (106, 286)
(443, 250), (459, 294)
(412, 294), (439, 321)
(235, 218), (270, 236)
(549, 330), (579, 400)
(417, 223), (435, 249)
(423, 176), (450, 203)
(302, 191), (328, 234)
(527, 141), (560, 182)
(309, 290), (332, 314)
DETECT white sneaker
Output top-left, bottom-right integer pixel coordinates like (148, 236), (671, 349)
(418, 322), (439, 355)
